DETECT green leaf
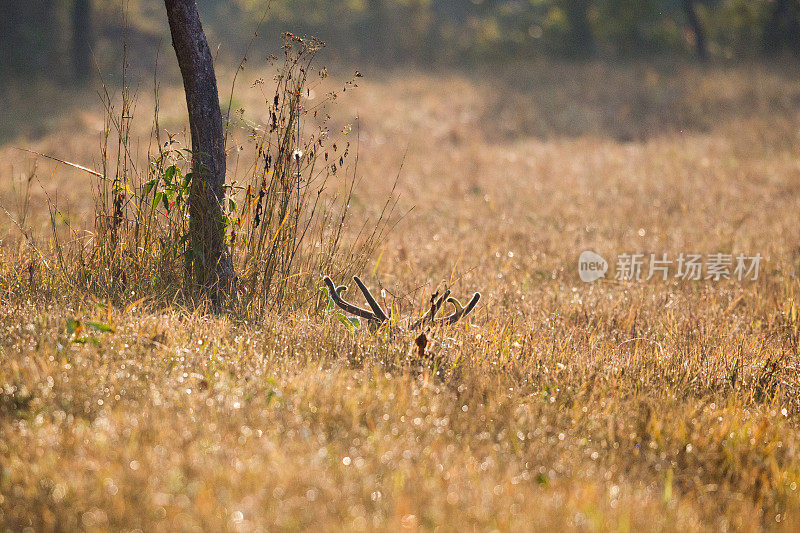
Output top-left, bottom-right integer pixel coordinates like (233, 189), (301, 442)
(72, 336), (102, 346)
(86, 321), (115, 333)
(229, 198), (237, 213)
(66, 317), (80, 335)
(164, 165), (177, 185)
(320, 286), (334, 311)
(144, 179), (156, 197)
(151, 191), (163, 212)
(334, 312), (353, 330)
(334, 313), (359, 331)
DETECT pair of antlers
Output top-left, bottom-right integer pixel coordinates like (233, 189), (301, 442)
(323, 275), (481, 329)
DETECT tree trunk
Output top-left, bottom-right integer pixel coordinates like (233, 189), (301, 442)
(564, 0), (595, 58)
(427, 0), (472, 62)
(73, 0), (93, 81)
(764, 0), (800, 54)
(0, 0), (14, 76)
(164, 0), (232, 308)
(682, 0), (707, 61)
(364, 0), (389, 62)
(765, 0), (789, 54)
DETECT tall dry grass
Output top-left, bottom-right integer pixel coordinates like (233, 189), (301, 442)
(45, 34), (390, 316)
(2, 58), (800, 530)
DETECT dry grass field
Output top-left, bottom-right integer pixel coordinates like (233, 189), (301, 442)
(2, 57), (800, 531)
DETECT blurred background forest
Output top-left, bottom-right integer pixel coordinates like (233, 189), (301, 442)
(2, 0), (800, 143)
(2, 0), (800, 87)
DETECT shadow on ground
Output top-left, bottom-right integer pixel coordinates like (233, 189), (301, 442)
(473, 59), (800, 142)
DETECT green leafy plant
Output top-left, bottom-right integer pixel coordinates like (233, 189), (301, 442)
(143, 144), (193, 219)
(63, 33), (391, 316)
(320, 285), (360, 331)
(66, 317), (114, 345)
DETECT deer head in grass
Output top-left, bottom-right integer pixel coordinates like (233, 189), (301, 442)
(322, 275), (481, 331)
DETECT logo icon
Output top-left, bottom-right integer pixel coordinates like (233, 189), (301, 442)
(578, 250), (608, 282)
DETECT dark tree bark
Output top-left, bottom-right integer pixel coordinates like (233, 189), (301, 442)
(0, 1), (56, 76)
(164, 0), (232, 307)
(364, 0), (390, 62)
(73, 0), (93, 81)
(564, 0), (595, 58)
(0, 0), (14, 76)
(682, 0), (707, 61)
(764, 0), (800, 54)
(764, 0), (789, 54)
(427, 0), (473, 61)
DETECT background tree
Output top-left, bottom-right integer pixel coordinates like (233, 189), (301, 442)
(73, 0), (93, 81)
(0, 0), (58, 78)
(763, 0), (800, 54)
(683, 0), (708, 60)
(363, 0), (391, 62)
(7, 0), (800, 86)
(427, 0), (475, 61)
(564, 0), (595, 57)
(164, 0), (232, 307)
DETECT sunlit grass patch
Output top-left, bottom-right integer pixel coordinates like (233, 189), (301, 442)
(3, 59), (800, 529)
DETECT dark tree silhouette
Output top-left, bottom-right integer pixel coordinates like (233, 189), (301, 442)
(364, 0), (390, 61)
(0, 1), (57, 76)
(682, 0), (707, 61)
(764, 0), (800, 54)
(0, 1), (14, 75)
(73, 0), (93, 81)
(164, 0), (232, 307)
(564, 0), (595, 58)
(427, 0), (472, 61)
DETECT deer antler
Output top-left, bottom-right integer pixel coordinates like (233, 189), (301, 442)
(437, 293), (481, 325)
(323, 276), (388, 324)
(353, 276), (389, 322)
(409, 289), (451, 330)
(324, 275), (481, 330)
(411, 291), (481, 329)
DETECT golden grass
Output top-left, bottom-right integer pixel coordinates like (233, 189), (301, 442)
(2, 59), (800, 531)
